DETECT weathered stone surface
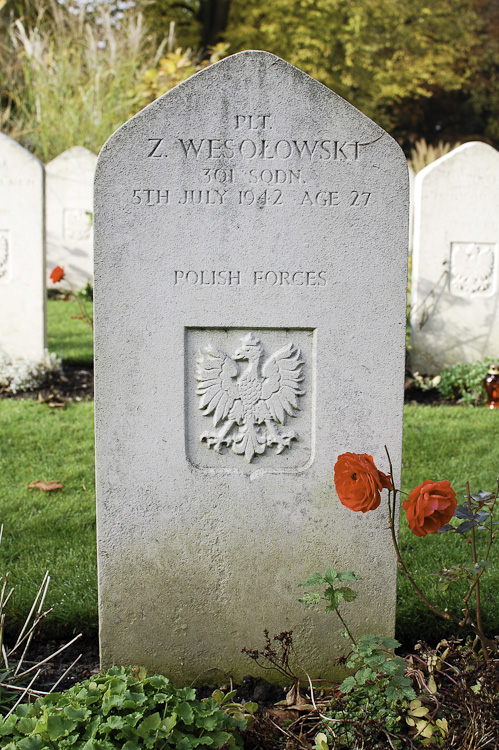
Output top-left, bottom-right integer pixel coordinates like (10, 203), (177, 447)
(411, 142), (499, 373)
(0, 133), (45, 360)
(94, 51), (408, 683)
(46, 146), (97, 289)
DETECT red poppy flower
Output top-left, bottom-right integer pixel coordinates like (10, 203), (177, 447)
(334, 452), (393, 513)
(403, 480), (457, 537)
(50, 265), (65, 283)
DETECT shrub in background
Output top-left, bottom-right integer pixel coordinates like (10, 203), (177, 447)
(0, 351), (61, 394)
(1, 2), (227, 162)
(437, 358), (492, 405)
(2, 0), (163, 160)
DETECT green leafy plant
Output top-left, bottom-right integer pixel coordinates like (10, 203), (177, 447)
(436, 358), (493, 404)
(0, 665), (255, 749)
(298, 568), (360, 645)
(320, 636), (417, 748)
(298, 571), (419, 747)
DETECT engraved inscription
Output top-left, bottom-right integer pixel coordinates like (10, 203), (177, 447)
(450, 242), (497, 298)
(175, 270), (241, 285)
(196, 333), (305, 463)
(147, 138), (167, 157)
(248, 169), (303, 184)
(174, 270), (327, 286)
(301, 190), (371, 207)
(63, 209), (93, 240)
(142, 112), (380, 209)
(239, 189), (282, 206)
(235, 114), (273, 129)
(133, 189), (169, 205)
(177, 138), (360, 161)
(203, 169), (235, 183)
(253, 270), (326, 286)
(0, 231), (9, 281)
(180, 189), (227, 205)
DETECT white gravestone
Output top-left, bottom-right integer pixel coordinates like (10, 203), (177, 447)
(0, 134), (46, 360)
(408, 165), (415, 255)
(46, 146), (97, 289)
(411, 142), (499, 373)
(94, 51), (409, 682)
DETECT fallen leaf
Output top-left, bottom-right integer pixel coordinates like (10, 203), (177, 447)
(265, 707), (300, 723)
(25, 480), (63, 492)
(427, 675), (437, 694)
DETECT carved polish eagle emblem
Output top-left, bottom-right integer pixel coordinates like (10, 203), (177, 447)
(195, 333), (305, 462)
(450, 243), (496, 297)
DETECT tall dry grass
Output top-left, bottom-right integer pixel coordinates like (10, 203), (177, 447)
(1, 1), (166, 160)
(408, 138), (460, 173)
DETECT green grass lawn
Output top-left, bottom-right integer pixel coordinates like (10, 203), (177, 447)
(1, 390), (499, 646)
(0, 400), (96, 638)
(398, 404), (499, 646)
(47, 298), (93, 367)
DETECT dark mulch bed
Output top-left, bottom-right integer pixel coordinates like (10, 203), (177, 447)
(29, 634), (101, 693)
(19, 633), (499, 749)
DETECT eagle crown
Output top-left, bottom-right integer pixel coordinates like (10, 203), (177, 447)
(233, 334), (264, 364)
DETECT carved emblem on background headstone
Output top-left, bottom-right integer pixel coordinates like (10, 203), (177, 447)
(450, 242), (497, 298)
(0, 233), (9, 280)
(195, 333), (305, 462)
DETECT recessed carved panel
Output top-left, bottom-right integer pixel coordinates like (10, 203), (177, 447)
(186, 328), (315, 474)
(450, 242), (497, 298)
(0, 231), (10, 282)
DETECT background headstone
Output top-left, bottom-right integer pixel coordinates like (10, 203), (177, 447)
(411, 142), (499, 373)
(0, 133), (45, 360)
(46, 146), (97, 289)
(94, 51), (408, 683)
(408, 165), (415, 255)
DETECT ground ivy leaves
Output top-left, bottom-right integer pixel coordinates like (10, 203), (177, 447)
(0, 666), (248, 749)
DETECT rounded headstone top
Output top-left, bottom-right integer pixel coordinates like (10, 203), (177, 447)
(0, 132), (43, 167)
(417, 141), (499, 183)
(98, 49), (403, 163)
(46, 146), (98, 172)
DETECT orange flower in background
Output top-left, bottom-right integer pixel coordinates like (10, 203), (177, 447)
(50, 265), (65, 283)
(334, 452), (393, 513)
(403, 480), (457, 537)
